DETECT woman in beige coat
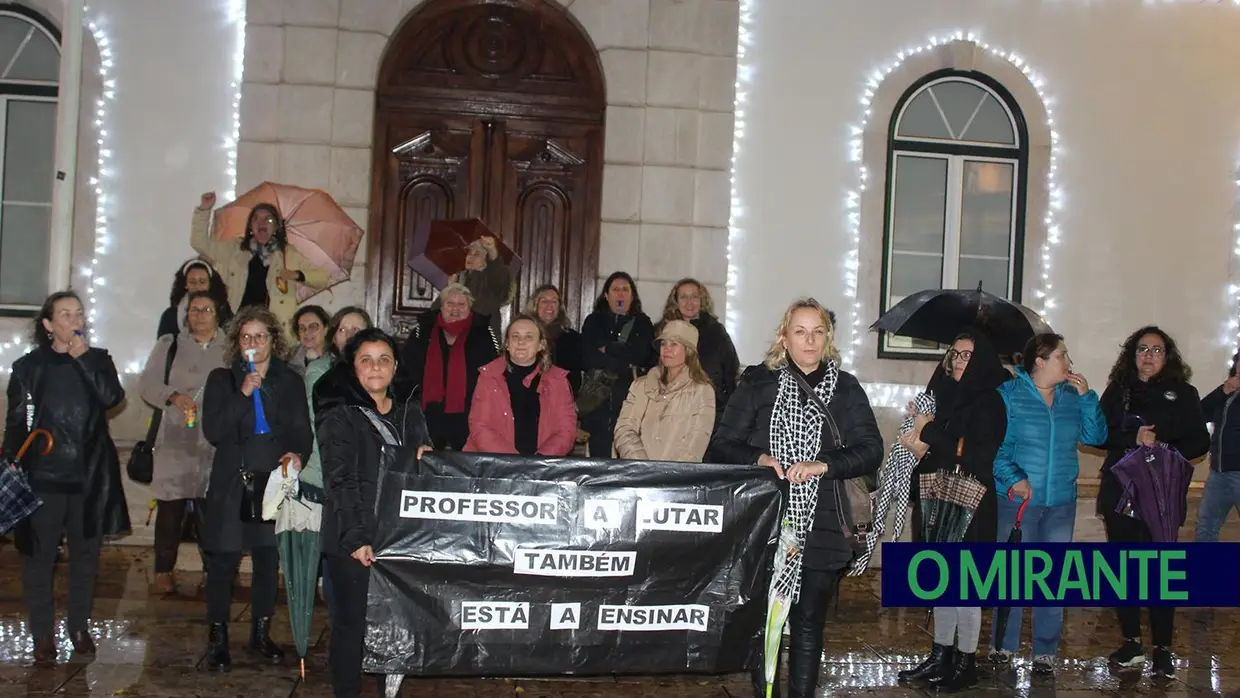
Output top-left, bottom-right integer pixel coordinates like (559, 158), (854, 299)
(190, 192), (331, 329)
(139, 291), (228, 594)
(613, 320), (715, 462)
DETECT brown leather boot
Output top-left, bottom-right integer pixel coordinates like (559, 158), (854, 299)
(154, 572), (175, 595)
(32, 637), (56, 665)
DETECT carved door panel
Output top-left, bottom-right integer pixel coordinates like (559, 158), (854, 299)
(488, 120), (601, 328)
(370, 113), (486, 337)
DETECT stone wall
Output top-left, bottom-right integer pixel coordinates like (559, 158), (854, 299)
(236, 0), (741, 317)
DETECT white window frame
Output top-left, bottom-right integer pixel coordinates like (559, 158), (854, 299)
(0, 8), (60, 313)
(880, 74), (1026, 359)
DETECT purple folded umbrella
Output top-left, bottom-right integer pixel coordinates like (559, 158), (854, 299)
(1111, 445), (1194, 542)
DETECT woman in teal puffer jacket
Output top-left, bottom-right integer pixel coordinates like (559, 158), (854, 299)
(989, 332), (1107, 675)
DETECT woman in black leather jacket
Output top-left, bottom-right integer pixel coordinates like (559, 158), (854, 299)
(319, 328), (433, 698)
(4, 291), (128, 665)
(707, 298), (882, 698)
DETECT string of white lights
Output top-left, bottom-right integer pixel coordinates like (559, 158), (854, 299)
(224, 0), (245, 202)
(724, 0), (753, 342)
(84, 9), (112, 350)
(1226, 170), (1240, 358)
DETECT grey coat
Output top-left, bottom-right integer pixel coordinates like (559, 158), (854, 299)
(138, 329), (227, 501)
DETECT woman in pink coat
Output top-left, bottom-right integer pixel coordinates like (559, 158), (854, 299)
(464, 315), (577, 456)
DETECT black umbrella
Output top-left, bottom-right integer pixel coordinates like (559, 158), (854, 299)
(870, 283), (1052, 355)
(993, 487), (1031, 652)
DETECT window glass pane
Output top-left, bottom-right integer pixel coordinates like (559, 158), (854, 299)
(959, 160), (1014, 259)
(0, 18), (31, 73)
(896, 91), (952, 140)
(957, 257), (1010, 298)
(930, 81), (987, 140)
(961, 94), (1015, 145)
(0, 203), (49, 305)
(890, 253), (943, 297)
(891, 155), (947, 254)
(8, 31), (59, 82)
(4, 99), (56, 202)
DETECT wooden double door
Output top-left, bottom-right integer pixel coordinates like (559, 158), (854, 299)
(366, 0), (607, 337)
(369, 114), (602, 337)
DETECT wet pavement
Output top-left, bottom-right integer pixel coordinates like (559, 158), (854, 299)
(0, 493), (1237, 697)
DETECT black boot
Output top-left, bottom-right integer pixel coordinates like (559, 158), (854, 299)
(206, 623), (230, 672)
(935, 651), (978, 692)
(898, 643), (953, 683)
(248, 616), (285, 663)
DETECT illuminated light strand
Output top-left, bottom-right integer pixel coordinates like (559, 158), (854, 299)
(84, 9), (113, 353)
(223, 0), (245, 202)
(724, 0), (753, 342)
(1226, 171), (1240, 358)
(844, 31), (1059, 378)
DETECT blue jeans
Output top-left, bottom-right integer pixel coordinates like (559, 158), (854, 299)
(1195, 470), (1240, 542)
(990, 498), (1076, 656)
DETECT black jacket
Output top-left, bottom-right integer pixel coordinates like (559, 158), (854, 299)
(4, 347), (129, 553)
(691, 314), (739, 429)
(200, 357), (313, 552)
(548, 326), (584, 396)
(400, 311), (499, 411)
(915, 331), (1009, 544)
(1098, 378), (1210, 516)
(1202, 384), (1240, 472)
(318, 362), (432, 556)
(578, 309), (655, 427)
(707, 363), (883, 572)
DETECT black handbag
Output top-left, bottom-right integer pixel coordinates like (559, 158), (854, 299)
(239, 466), (268, 523)
(127, 338), (179, 485)
(576, 317), (636, 416)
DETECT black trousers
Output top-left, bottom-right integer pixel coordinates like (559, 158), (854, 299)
(21, 492), (102, 638)
(752, 569), (842, 698)
(153, 498), (205, 574)
(205, 547), (279, 624)
(1103, 510), (1174, 647)
(327, 552), (371, 698)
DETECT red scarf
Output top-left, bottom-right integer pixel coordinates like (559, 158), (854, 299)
(422, 312), (474, 413)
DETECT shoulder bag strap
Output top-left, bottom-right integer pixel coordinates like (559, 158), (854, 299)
(618, 317), (636, 342)
(790, 369), (843, 449)
(147, 338), (180, 441)
(355, 406), (401, 447)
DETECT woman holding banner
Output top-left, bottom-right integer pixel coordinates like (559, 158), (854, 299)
(896, 330), (1009, 691)
(319, 328), (433, 698)
(708, 298), (883, 698)
(1098, 327), (1208, 678)
(464, 315), (577, 456)
(990, 332), (1106, 675)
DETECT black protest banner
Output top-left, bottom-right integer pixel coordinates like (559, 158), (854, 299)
(363, 451), (782, 677)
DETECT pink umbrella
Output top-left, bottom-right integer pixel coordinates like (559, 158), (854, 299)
(213, 182), (364, 302)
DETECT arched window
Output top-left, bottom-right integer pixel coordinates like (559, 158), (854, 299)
(879, 70), (1028, 358)
(0, 5), (59, 311)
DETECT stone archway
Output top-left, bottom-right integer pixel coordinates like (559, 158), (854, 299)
(367, 0), (606, 333)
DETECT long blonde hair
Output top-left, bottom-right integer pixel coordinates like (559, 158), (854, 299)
(659, 278), (716, 327)
(762, 298), (840, 370)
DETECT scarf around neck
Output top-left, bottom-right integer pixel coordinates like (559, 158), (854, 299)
(768, 360), (839, 602)
(422, 312), (474, 413)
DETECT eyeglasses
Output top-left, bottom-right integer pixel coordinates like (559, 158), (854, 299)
(949, 349), (973, 362)
(1136, 345), (1165, 356)
(188, 307), (216, 315)
(297, 322), (323, 334)
(239, 332), (270, 345)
